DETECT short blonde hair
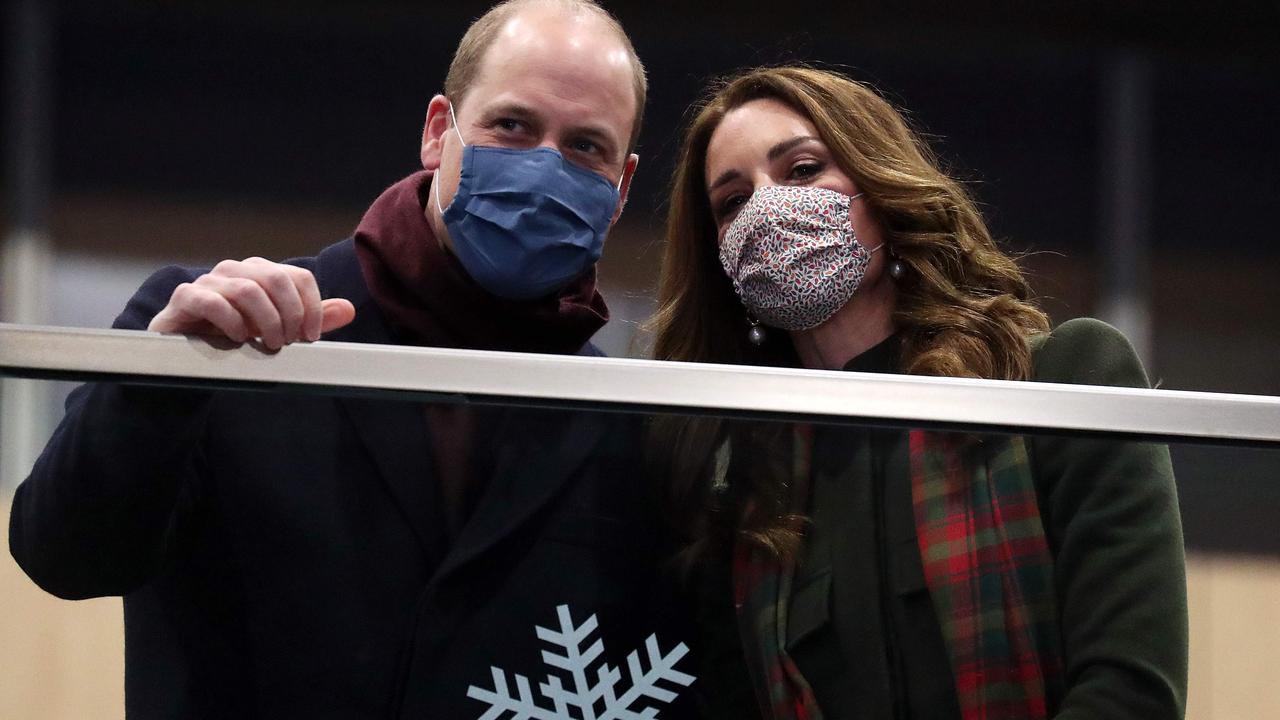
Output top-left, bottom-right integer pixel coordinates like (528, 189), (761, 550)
(444, 0), (648, 152)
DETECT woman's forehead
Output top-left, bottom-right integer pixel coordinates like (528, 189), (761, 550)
(705, 99), (820, 177)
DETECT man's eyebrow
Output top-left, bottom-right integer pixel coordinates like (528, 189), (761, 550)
(767, 135), (822, 161)
(479, 102), (540, 122)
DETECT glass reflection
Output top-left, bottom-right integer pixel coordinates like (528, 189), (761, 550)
(0, 377), (1275, 719)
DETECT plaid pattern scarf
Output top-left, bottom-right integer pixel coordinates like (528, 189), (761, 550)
(733, 425), (823, 720)
(733, 427), (1064, 720)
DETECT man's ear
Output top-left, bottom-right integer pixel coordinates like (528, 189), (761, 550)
(420, 94), (453, 171)
(610, 153), (640, 225)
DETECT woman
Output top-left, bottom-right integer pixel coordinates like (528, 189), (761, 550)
(649, 66), (1187, 720)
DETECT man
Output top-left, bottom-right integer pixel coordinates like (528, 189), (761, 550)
(10, 2), (694, 717)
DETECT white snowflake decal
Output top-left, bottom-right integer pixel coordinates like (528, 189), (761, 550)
(466, 604), (695, 720)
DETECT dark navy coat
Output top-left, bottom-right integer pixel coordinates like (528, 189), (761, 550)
(10, 239), (695, 719)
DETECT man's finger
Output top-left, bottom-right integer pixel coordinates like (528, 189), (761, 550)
(206, 274), (286, 350)
(149, 283), (251, 343)
(243, 258), (306, 345)
(319, 298), (356, 334)
(280, 265), (324, 342)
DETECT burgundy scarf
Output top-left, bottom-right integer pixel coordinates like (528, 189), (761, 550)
(353, 171), (609, 354)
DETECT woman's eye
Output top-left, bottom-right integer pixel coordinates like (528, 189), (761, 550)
(716, 194), (747, 221)
(789, 162), (823, 180)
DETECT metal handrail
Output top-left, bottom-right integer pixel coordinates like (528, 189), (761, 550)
(2, 323), (1279, 444)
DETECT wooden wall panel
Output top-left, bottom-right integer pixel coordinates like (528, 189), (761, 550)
(1, 497), (125, 719)
(1187, 554), (1280, 719)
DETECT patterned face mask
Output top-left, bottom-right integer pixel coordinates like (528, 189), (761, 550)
(719, 185), (881, 331)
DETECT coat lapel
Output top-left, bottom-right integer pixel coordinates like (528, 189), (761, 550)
(433, 408), (609, 580)
(337, 397), (442, 558)
(319, 239), (444, 559)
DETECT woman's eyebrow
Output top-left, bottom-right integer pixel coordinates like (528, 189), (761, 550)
(767, 135), (821, 161)
(707, 136), (821, 193)
(708, 169), (742, 193)
(708, 135), (823, 192)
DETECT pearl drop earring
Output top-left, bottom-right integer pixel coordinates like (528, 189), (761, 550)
(747, 316), (767, 346)
(888, 256), (907, 280)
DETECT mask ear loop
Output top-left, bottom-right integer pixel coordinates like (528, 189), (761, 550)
(447, 100), (466, 146)
(433, 101), (468, 216)
(608, 157), (630, 219)
(432, 165), (447, 215)
(849, 191), (902, 275)
(848, 191), (883, 255)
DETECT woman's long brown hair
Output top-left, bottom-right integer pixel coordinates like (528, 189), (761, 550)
(647, 66), (1050, 563)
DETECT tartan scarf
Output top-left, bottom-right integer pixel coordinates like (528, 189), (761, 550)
(732, 426), (1064, 720)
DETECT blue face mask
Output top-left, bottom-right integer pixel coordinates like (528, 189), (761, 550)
(434, 103), (623, 301)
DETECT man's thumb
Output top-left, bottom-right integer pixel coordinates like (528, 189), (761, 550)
(320, 298), (356, 333)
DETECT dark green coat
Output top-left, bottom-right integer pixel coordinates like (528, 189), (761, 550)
(697, 318), (1188, 719)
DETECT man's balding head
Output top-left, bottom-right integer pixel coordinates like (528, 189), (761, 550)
(444, 0), (646, 152)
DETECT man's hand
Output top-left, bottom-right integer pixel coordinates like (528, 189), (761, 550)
(147, 257), (356, 350)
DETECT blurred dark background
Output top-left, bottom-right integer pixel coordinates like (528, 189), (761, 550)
(24, 2), (1280, 253)
(3, 0), (1279, 553)
(1, 4), (1279, 714)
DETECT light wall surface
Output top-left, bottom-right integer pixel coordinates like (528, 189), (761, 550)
(4, 498), (1274, 720)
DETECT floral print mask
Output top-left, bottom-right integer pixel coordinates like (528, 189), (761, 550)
(719, 185), (881, 331)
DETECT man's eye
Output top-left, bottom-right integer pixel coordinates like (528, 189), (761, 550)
(495, 118), (524, 133)
(570, 139), (601, 155)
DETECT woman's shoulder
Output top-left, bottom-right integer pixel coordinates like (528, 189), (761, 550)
(1028, 317), (1152, 389)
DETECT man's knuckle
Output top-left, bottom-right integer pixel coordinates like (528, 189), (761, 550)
(189, 291), (221, 316)
(300, 270), (320, 292)
(266, 268), (294, 293)
(212, 259), (240, 275)
(287, 265), (318, 289)
(226, 278), (260, 302)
